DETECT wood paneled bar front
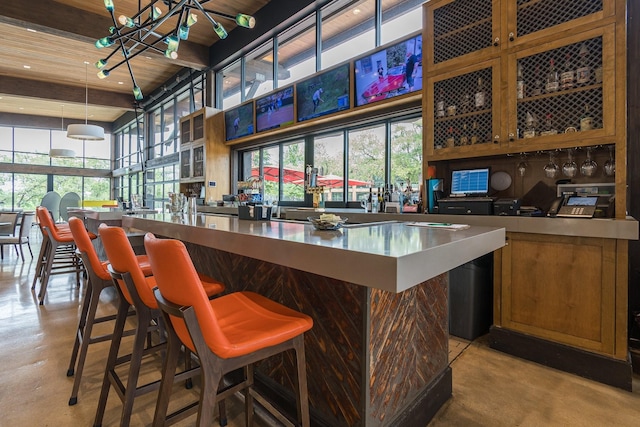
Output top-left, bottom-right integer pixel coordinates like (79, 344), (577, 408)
(122, 214), (505, 426)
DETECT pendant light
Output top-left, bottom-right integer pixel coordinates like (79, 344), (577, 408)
(51, 105), (76, 158)
(67, 62), (105, 141)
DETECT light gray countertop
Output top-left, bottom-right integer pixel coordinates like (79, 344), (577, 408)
(68, 207), (157, 221)
(122, 213), (505, 293)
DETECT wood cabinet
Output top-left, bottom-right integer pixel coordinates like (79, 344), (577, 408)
(178, 107), (230, 201)
(495, 232), (627, 358)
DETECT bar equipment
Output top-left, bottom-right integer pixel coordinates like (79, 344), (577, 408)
(305, 165), (325, 211)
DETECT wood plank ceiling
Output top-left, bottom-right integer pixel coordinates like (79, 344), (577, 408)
(0, 0), (269, 123)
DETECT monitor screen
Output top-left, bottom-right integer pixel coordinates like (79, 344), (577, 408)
(354, 34), (422, 107)
(256, 86), (295, 133)
(224, 102), (254, 141)
(450, 168), (490, 196)
(296, 63), (350, 122)
(566, 196), (598, 206)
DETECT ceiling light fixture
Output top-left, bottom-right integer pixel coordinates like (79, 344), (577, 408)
(51, 105), (76, 158)
(67, 62), (105, 141)
(95, 0), (256, 101)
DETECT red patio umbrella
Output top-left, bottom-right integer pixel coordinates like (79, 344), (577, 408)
(250, 166), (305, 183)
(291, 174), (369, 189)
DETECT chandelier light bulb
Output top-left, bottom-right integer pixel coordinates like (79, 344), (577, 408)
(164, 49), (178, 59)
(236, 14), (255, 29)
(150, 6), (162, 19)
(95, 58), (107, 69)
(118, 15), (135, 28)
(133, 86), (143, 101)
(187, 13), (198, 27)
(103, 0), (114, 12)
(213, 22), (228, 39)
(97, 69), (110, 79)
(95, 37), (114, 49)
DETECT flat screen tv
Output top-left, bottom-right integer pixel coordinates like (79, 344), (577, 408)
(450, 167), (490, 197)
(296, 63), (350, 122)
(256, 85), (295, 133)
(224, 101), (254, 141)
(354, 33), (422, 107)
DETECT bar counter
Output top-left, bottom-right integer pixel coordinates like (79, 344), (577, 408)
(122, 213), (505, 426)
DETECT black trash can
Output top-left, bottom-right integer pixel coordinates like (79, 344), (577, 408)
(448, 253), (493, 340)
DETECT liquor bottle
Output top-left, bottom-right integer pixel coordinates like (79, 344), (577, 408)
(470, 121), (480, 144)
(436, 89), (445, 118)
(446, 126), (456, 147)
(576, 43), (591, 85)
(474, 77), (486, 110)
(523, 111), (536, 138)
(560, 53), (575, 90)
(516, 62), (525, 99)
(540, 113), (558, 136)
(579, 104), (593, 131)
(378, 187), (385, 212)
(531, 65), (543, 96)
(459, 123), (470, 145)
(545, 59), (559, 93)
(460, 92), (472, 114)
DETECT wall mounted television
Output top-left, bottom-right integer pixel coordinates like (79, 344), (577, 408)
(296, 63), (350, 122)
(256, 85), (295, 133)
(354, 33), (422, 107)
(224, 101), (255, 141)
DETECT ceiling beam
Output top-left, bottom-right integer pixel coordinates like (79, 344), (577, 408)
(0, 76), (134, 110)
(0, 0), (209, 70)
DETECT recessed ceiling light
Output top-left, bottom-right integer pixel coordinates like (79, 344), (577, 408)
(23, 65), (31, 69)
(19, 107), (24, 110)
(83, 61), (90, 65)
(145, 56), (152, 60)
(118, 81), (124, 85)
(27, 28), (37, 33)
(353, 8), (361, 15)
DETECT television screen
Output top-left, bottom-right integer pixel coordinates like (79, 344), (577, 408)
(450, 167), (490, 196)
(354, 34), (422, 107)
(224, 101), (254, 141)
(256, 86), (295, 133)
(296, 63), (350, 122)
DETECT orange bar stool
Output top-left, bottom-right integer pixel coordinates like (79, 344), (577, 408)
(66, 217), (154, 406)
(94, 224), (226, 427)
(144, 233), (313, 427)
(32, 206), (88, 305)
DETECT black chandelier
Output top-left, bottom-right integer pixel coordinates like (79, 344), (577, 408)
(95, 0), (255, 100)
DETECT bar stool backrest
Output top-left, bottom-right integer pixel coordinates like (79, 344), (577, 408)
(98, 224), (155, 308)
(68, 217), (110, 281)
(36, 207), (65, 240)
(0, 212), (19, 236)
(144, 233), (231, 355)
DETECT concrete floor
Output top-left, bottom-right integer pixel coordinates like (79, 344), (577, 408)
(2, 228), (640, 426)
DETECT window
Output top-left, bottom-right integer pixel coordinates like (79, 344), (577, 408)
(277, 14), (317, 87)
(321, 0), (375, 69)
(348, 125), (386, 201)
(313, 133), (346, 202)
(221, 60), (242, 109)
(245, 41), (274, 101)
(281, 140), (306, 202)
(390, 117), (423, 190)
(381, 0), (424, 44)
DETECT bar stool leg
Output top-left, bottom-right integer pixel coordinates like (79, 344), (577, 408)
(294, 335), (310, 427)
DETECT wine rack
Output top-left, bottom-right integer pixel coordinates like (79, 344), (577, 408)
(515, 0), (604, 38)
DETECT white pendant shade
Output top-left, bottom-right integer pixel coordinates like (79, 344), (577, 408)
(66, 124), (105, 140)
(49, 148), (76, 158)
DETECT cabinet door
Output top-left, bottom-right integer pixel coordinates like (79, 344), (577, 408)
(500, 232), (616, 355)
(426, 59), (502, 158)
(192, 145), (205, 179)
(180, 118), (192, 144)
(424, 0), (500, 71)
(506, 0), (614, 48)
(507, 25), (615, 150)
(193, 112), (205, 141)
(180, 147), (191, 179)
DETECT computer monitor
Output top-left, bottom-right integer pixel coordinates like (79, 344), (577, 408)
(450, 167), (490, 196)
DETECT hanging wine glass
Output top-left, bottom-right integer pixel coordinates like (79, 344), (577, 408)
(581, 146), (597, 177)
(604, 145), (616, 177)
(562, 149), (577, 178)
(543, 151), (559, 179)
(517, 153), (528, 177)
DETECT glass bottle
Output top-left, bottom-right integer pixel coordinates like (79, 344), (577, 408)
(579, 104), (593, 131)
(516, 62), (525, 99)
(460, 92), (472, 114)
(470, 121), (480, 144)
(560, 53), (574, 90)
(532, 65), (543, 96)
(474, 77), (486, 110)
(576, 43), (591, 85)
(545, 59), (559, 93)
(523, 111), (536, 138)
(540, 113), (558, 136)
(459, 123), (470, 145)
(436, 89), (445, 118)
(446, 126), (456, 147)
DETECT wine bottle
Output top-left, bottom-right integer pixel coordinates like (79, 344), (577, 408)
(560, 53), (575, 90)
(532, 65), (543, 96)
(470, 121), (480, 144)
(579, 104), (593, 131)
(460, 92), (472, 114)
(436, 89), (445, 118)
(523, 111), (536, 138)
(446, 126), (455, 147)
(516, 62), (525, 99)
(474, 77), (485, 110)
(459, 123), (470, 145)
(576, 43), (591, 85)
(545, 59), (559, 93)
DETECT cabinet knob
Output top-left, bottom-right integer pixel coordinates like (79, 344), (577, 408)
(493, 37), (500, 47)
(493, 135), (500, 143)
(509, 132), (515, 142)
(509, 32), (515, 42)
